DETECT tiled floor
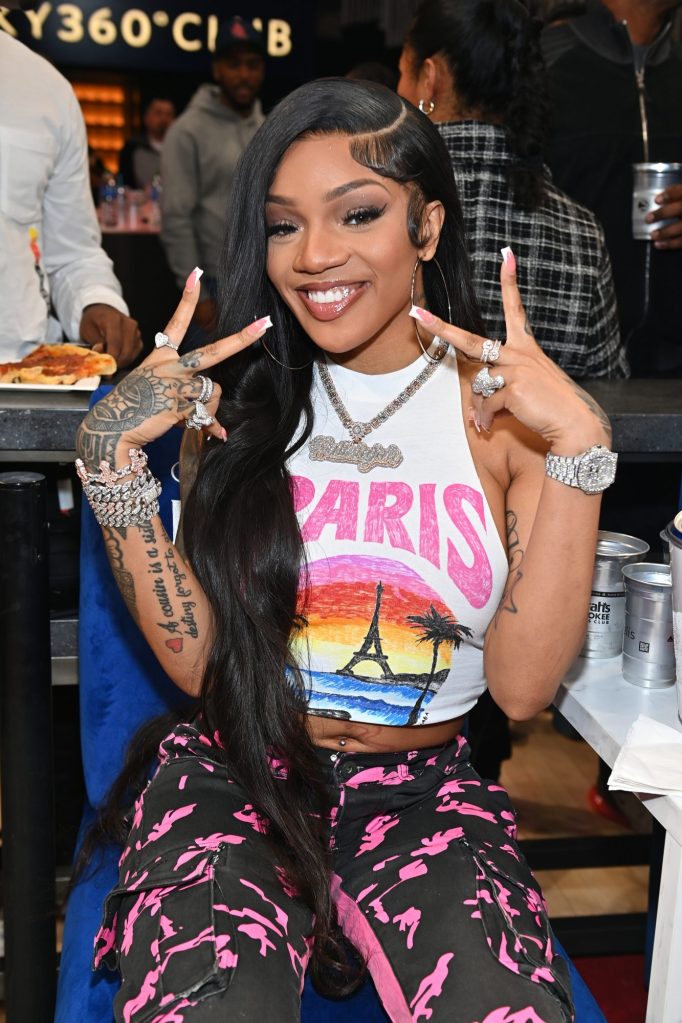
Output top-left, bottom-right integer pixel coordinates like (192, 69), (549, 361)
(501, 710), (649, 918)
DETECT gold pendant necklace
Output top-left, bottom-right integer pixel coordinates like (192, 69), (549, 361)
(310, 343), (448, 474)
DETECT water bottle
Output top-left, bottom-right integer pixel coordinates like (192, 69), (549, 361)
(148, 173), (162, 229)
(116, 173), (128, 229)
(99, 172), (118, 228)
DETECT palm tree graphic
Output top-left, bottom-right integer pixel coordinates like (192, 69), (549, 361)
(406, 605), (473, 725)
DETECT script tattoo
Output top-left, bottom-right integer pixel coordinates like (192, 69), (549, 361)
(102, 525), (139, 624)
(493, 509), (524, 629)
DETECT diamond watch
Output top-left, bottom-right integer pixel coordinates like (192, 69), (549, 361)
(545, 444), (617, 494)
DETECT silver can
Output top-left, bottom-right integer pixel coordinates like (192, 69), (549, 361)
(632, 162), (682, 240)
(667, 511), (682, 720)
(622, 563), (674, 688)
(582, 530), (650, 658)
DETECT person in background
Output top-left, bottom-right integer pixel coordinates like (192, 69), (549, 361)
(118, 96), (176, 190)
(161, 15), (266, 335)
(398, 0), (627, 382)
(397, 0), (627, 784)
(345, 60), (399, 90)
(0, 25), (141, 366)
(542, 0), (682, 376)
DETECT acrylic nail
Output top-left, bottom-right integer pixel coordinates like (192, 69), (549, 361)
(467, 407), (481, 434)
(248, 315), (273, 336)
(500, 246), (516, 272)
(409, 304), (437, 324)
(185, 266), (204, 292)
(221, 427), (228, 442)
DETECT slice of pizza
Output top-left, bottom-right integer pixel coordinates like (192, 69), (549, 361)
(0, 343), (117, 385)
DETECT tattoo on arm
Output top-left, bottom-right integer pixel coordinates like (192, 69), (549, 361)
(102, 526), (139, 624)
(569, 381), (612, 442)
(103, 517), (201, 657)
(493, 509), (525, 629)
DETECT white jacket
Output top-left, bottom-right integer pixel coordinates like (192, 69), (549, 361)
(0, 33), (128, 355)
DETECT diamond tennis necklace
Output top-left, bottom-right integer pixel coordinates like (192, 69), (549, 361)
(309, 342), (448, 473)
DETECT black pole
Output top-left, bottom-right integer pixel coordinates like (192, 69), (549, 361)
(0, 473), (56, 1021)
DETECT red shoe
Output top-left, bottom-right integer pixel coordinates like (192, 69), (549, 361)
(587, 786), (631, 829)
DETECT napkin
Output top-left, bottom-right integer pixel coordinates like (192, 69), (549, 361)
(608, 714), (682, 796)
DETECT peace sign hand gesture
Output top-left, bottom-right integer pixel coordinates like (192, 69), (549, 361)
(76, 268), (272, 472)
(411, 249), (611, 455)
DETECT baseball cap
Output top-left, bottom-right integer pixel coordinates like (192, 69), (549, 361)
(214, 16), (265, 57)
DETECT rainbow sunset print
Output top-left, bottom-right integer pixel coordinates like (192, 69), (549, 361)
(296, 555), (472, 725)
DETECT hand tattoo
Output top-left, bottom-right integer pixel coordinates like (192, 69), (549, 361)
(569, 381), (612, 442)
(76, 367), (199, 468)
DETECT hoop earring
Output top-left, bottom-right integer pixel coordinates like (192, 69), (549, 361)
(410, 257), (453, 364)
(418, 98), (435, 116)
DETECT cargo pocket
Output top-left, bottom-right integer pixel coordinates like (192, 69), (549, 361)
(466, 841), (574, 1021)
(97, 850), (237, 1023)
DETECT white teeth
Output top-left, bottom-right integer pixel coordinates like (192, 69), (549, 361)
(306, 287), (353, 304)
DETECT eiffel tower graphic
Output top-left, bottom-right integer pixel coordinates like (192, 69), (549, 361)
(339, 581), (394, 679)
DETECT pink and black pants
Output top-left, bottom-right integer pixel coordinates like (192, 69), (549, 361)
(95, 722), (574, 1023)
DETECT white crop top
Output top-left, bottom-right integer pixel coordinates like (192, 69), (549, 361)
(288, 344), (509, 727)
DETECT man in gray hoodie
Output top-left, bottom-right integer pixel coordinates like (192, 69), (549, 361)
(161, 16), (266, 331)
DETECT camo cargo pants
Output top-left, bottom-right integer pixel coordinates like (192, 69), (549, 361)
(94, 722), (574, 1023)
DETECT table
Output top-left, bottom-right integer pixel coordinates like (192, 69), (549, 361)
(0, 388), (90, 461)
(1, 378), (681, 462)
(555, 657), (682, 1023)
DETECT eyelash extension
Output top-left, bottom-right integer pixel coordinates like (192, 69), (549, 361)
(266, 203), (388, 238)
(266, 221), (297, 238)
(344, 204), (387, 226)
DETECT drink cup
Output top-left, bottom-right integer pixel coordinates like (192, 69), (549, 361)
(632, 163), (682, 240)
(582, 531), (650, 658)
(622, 563), (674, 688)
(667, 511), (682, 720)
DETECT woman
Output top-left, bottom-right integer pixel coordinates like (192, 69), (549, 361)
(397, 0), (627, 381)
(77, 78), (615, 1022)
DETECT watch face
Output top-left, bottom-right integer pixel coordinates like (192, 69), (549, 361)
(576, 448), (618, 493)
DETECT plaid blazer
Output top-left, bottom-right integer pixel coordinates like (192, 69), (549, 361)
(439, 122), (628, 379)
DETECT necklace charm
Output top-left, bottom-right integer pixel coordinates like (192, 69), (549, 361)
(311, 343), (447, 474)
(310, 434), (403, 473)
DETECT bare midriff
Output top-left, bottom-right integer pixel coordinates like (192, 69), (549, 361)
(307, 714), (467, 753)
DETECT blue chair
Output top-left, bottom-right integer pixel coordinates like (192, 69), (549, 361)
(56, 408), (606, 1023)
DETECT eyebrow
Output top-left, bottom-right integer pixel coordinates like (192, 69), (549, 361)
(265, 177), (391, 206)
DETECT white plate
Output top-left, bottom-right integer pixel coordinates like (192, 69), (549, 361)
(0, 376), (100, 392)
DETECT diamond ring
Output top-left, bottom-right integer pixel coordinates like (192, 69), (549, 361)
(196, 374), (214, 404)
(472, 366), (505, 398)
(480, 338), (503, 363)
(185, 400), (214, 430)
(154, 331), (179, 352)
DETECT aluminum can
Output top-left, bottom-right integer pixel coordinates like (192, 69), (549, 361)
(667, 511), (682, 720)
(582, 531), (650, 658)
(632, 163), (682, 240)
(622, 563), (674, 688)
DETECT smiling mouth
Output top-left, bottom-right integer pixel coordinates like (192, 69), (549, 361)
(297, 283), (367, 321)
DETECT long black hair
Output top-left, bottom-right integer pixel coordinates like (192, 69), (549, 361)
(405, 0), (550, 209)
(91, 78), (483, 995)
